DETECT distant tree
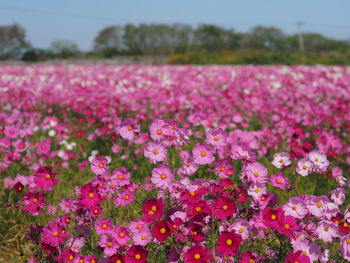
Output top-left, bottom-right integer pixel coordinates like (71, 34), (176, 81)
(0, 24), (29, 60)
(50, 39), (79, 58)
(93, 26), (124, 51)
(246, 26), (286, 51)
(193, 24), (233, 52)
(123, 24), (144, 55)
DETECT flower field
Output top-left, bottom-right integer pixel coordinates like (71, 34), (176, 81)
(1, 65), (350, 262)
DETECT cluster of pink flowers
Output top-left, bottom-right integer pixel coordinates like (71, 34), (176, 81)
(0, 65), (350, 262)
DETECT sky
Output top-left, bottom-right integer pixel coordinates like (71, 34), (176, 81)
(0, 0), (349, 51)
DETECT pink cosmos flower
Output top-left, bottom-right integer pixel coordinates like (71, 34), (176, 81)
(229, 220), (250, 240)
(112, 225), (130, 244)
(37, 140), (51, 155)
(216, 230), (242, 256)
(128, 219), (149, 234)
(192, 143), (215, 165)
(283, 196), (308, 219)
(59, 198), (78, 213)
(144, 141), (168, 163)
(270, 172), (291, 189)
(316, 220), (338, 242)
(114, 189), (135, 207)
(99, 235), (118, 256)
(22, 192), (46, 215)
(272, 152), (291, 169)
(180, 156), (198, 175)
(215, 159), (234, 179)
(13, 139), (26, 152)
(151, 164), (174, 189)
(91, 157), (109, 175)
(183, 244), (211, 263)
(118, 118), (140, 141)
(67, 237), (85, 253)
(110, 168), (131, 187)
(296, 157), (313, 176)
(244, 161), (268, 184)
(206, 128), (226, 147)
(34, 166), (59, 191)
(4, 126), (19, 138)
(308, 150), (329, 172)
(340, 234), (350, 261)
(330, 188), (345, 205)
(149, 119), (170, 141)
(133, 229), (152, 246)
(214, 197), (237, 220)
(230, 142), (256, 162)
(41, 220), (68, 247)
(96, 218), (113, 235)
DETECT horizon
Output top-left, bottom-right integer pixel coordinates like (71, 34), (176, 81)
(0, 0), (349, 51)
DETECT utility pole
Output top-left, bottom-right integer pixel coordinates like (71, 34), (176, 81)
(297, 22), (305, 55)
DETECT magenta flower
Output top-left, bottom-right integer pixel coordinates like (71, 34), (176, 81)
(285, 250), (311, 263)
(37, 140), (51, 155)
(181, 156), (198, 175)
(192, 143), (215, 165)
(206, 128), (226, 147)
(13, 139), (26, 152)
(41, 220), (68, 247)
(4, 126), (19, 138)
(151, 164), (174, 189)
(91, 157), (109, 175)
(22, 192), (46, 215)
(78, 183), (103, 210)
(270, 172), (291, 189)
(118, 118), (140, 141)
(230, 142), (256, 161)
(34, 166), (59, 191)
(144, 141), (168, 163)
(96, 218), (113, 235)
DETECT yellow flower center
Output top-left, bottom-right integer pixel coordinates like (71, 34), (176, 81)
(99, 163), (104, 168)
(127, 125), (133, 130)
(213, 136), (219, 141)
(254, 188), (260, 193)
(160, 228), (166, 234)
(161, 174), (167, 179)
(271, 214), (277, 220)
(302, 165), (308, 170)
(124, 195), (130, 200)
(284, 224), (290, 229)
(152, 150), (158, 154)
(45, 174), (51, 179)
(119, 232), (125, 237)
(157, 129), (162, 135)
(194, 253), (201, 260)
(226, 239), (233, 245)
(346, 238), (350, 244)
(253, 172), (259, 177)
(316, 202), (322, 208)
(88, 193), (94, 198)
(222, 205), (228, 210)
(32, 198), (38, 203)
(118, 175), (124, 180)
(53, 232), (58, 236)
(102, 224), (107, 229)
(276, 179), (281, 184)
(151, 205), (157, 211)
(195, 206), (201, 212)
(292, 205), (297, 210)
(69, 255), (74, 260)
(135, 254), (141, 260)
(141, 236), (146, 240)
(324, 227), (329, 232)
(239, 228), (244, 233)
(200, 151), (206, 157)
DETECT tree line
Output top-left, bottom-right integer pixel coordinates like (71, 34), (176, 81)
(0, 23), (349, 62)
